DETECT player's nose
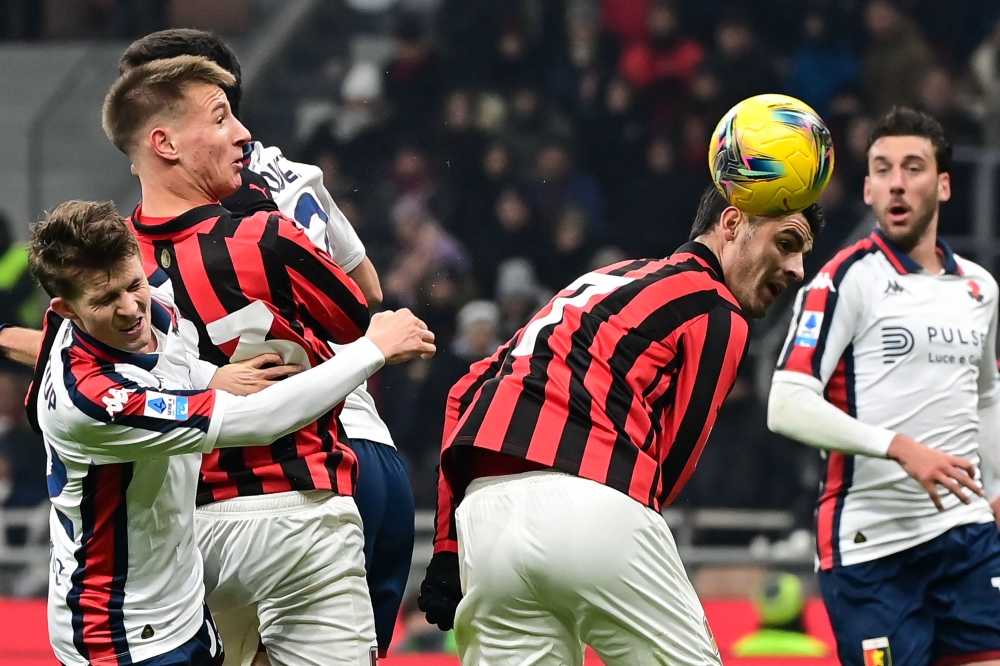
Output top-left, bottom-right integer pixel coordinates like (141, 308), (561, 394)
(784, 252), (805, 282)
(889, 165), (905, 191)
(117, 293), (141, 318)
(232, 116), (251, 145)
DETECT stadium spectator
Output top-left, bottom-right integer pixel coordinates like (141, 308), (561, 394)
(502, 82), (573, 172)
(613, 132), (704, 259)
(527, 140), (604, 231)
(971, 16), (1000, 147)
(0, 369), (44, 508)
(467, 185), (545, 295)
(385, 14), (443, 142)
(0, 211), (41, 335)
(918, 66), (982, 146)
(618, 0), (704, 121)
(407, 300), (501, 507)
(709, 11), (778, 110)
(494, 258), (550, 340)
(383, 195), (471, 309)
(577, 77), (647, 204)
(784, 11), (861, 119)
(862, 0), (933, 114)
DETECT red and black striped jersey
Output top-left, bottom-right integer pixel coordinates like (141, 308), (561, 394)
(128, 203), (370, 505)
(433, 242), (750, 553)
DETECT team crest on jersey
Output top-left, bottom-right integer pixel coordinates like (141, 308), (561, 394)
(143, 392), (189, 421)
(810, 272), (837, 292)
(969, 280), (984, 303)
(862, 637), (891, 666)
(103, 387), (135, 417)
(794, 311), (824, 348)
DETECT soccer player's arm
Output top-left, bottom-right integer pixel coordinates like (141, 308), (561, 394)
(432, 336), (517, 555)
(768, 268), (897, 457)
(263, 214), (371, 344)
(62, 337), (386, 465)
(0, 323), (43, 367)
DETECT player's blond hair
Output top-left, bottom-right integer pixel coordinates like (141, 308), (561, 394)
(102, 54), (236, 157)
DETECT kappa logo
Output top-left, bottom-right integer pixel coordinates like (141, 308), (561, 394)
(810, 272), (837, 292)
(862, 637), (891, 666)
(970, 279), (985, 303)
(884, 280), (905, 295)
(102, 387), (135, 417)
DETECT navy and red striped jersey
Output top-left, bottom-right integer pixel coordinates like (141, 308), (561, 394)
(129, 203), (370, 505)
(433, 242), (750, 553)
(40, 292), (223, 666)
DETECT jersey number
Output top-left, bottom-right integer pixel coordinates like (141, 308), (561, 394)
(512, 272), (634, 357)
(206, 301), (313, 368)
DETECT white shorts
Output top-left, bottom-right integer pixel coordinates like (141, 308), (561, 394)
(195, 490), (376, 666)
(454, 471), (722, 666)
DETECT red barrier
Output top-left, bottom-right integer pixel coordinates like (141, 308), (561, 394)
(0, 598), (841, 665)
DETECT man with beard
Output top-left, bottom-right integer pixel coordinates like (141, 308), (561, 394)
(769, 107), (1000, 666)
(418, 186), (823, 665)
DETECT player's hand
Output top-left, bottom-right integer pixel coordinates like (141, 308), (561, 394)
(209, 353), (305, 396)
(991, 497), (1000, 530)
(365, 308), (436, 364)
(888, 433), (983, 511)
(418, 551), (462, 631)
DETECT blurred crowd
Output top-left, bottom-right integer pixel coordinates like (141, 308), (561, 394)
(5, 0), (1000, 534)
(274, 0), (1000, 511)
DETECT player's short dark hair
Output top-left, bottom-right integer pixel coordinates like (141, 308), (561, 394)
(120, 29), (243, 117)
(866, 106), (952, 174)
(103, 55), (236, 157)
(688, 186), (826, 240)
(28, 201), (139, 300)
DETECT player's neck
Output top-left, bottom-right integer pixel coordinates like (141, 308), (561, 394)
(904, 219), (943, 274)
(137, 170), (220, 219)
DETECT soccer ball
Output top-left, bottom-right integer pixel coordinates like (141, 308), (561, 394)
(708, 94), (834, 217)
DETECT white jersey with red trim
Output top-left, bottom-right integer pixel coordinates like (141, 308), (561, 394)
(247, 141), (394, 447)
(39, 290), (225, 666)
(775, 229), (999, 569)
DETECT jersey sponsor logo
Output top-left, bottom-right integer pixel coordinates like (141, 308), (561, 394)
(794, 311), (824, 348)
(142, 392), (189, 421)
(881, 327), (914, 364)
(102, 387), (136, 417)
(862, 637), (891, 666)
(884, 280), (905, 295)
(970, 279), (984, 303)
(810, 272), (837, 292)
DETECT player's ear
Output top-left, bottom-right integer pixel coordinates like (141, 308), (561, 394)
(50, 297), (78, 323)
(719, 206), (743, 242)
(937, 171), (951, 203)
(863, 175), (873, 206)
(149, 125), (181, 163)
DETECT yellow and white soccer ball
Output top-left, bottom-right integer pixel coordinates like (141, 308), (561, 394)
(708, 93), (835, 217)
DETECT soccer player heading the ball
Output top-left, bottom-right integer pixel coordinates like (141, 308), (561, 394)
(419, 185), (824, 665)
(770, 107), (1000, 666)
